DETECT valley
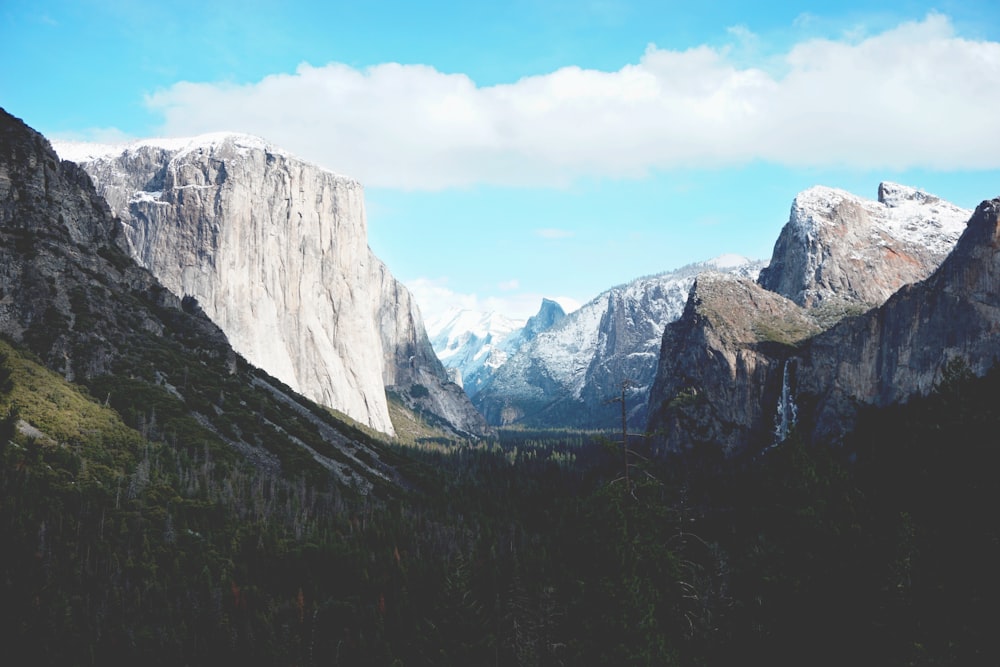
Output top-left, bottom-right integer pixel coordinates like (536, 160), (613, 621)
(2, 104), (1000, 665)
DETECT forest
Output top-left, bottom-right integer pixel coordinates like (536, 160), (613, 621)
(1, 339), (998, 666)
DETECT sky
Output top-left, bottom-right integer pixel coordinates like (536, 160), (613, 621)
(3, 1), (1000, 322)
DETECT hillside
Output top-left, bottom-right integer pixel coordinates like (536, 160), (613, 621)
(54, 133), (488, 439)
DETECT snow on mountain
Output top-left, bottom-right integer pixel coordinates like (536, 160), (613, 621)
(56, 133), (296, 167)
(427, 307), (527, 396)
(706, 253), (752, 269)
(472, 256), (766, 429)
(759, 182), (970, 309)
(647, 183), (987, 459)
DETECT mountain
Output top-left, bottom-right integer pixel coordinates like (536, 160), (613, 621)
(0, 107), (403, 489)
(472, 256), (765, 429)
(55, 134), (488, 439)
(647, 182), (990, 457)
(428, 297), (569, 400)
(798, 196), (1000, 445)
(758, 182), (969, 312)
(645, 274), (822, 456)
(7, 108), (999, 665)
(427, 307), (528, 395)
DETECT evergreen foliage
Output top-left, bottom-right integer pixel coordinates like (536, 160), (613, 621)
(1, 334), (998, 665)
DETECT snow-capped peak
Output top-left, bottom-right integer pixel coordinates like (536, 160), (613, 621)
(54, 132), (283, 163)
(53, 133), (357, 183)
(762, 182), (971, 309)
(877, 181), (935, 208)
(788, 182), (968, 252)
(427, 308), (525, 345)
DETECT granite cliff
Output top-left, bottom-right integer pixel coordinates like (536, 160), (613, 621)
(647, 183), (992, 457)
(759, 182), (969, 311)
(0, 108), (402, 490)
(646, 274), (821, 456)
(797, 197), (1000, 445)
(56, 135), (488, 438)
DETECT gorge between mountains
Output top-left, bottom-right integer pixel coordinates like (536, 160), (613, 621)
(50, 119), (1000, 460)
(4, 106), (1000, 665)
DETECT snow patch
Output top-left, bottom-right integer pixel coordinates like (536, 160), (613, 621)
(54, 133), (357, 183)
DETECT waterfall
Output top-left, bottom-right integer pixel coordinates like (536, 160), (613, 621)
(773, 359), (798, 444)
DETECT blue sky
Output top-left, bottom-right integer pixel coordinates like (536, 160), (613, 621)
(4, 1), (1000, 321)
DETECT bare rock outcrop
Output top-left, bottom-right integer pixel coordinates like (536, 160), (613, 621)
(797, 197), (1000, 444)
(646, 274), (821, 456)
(759, 182), (969, 311)
(57, 135), (488, 437)
(647, 183), (991, 458)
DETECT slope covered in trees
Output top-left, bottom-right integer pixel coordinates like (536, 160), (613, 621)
(3, 336), (998, 665)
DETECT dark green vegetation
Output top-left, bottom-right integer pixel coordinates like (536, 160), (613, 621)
(2, 335), (998, 665)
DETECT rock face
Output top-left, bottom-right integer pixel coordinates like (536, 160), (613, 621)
(56, 135), (488, 438)
(0, 108), (402, 489)
(523, 298), (567, 338)
(473, 257), (764, 429)
(370, 258), (489, 435)
(759, 182), (969, 310)
(647, 183), (994, 458)
(797, 197), (1000, 445)
(646, 275), (821, 456)
(0, 112), (148, 379)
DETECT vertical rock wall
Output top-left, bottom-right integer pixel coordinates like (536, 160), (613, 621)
(60, 135), (489, 437)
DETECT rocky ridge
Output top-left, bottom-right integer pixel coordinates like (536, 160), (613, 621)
(797, 196), (1000, 445)
(56, 135), (488, 438)
(472, 256), (765, 429)
(759, 182), (969, 309)
(0, 108), (401, 490)
(647, 183), (992, 457)
(428, 298), (568, 400)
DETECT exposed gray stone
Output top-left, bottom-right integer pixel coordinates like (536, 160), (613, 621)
(647, 183), (999, 458)
(473, 257), (764, 429)
(759, 183), (969, 310)
(58, 135), (488, 438)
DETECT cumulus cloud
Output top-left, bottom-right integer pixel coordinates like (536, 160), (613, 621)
(145, 13), (1000, 190)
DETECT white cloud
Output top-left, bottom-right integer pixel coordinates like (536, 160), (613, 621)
(405, 277), (479, 322)
(144, 13), (1000, 190)
(498, 279), (520, 291)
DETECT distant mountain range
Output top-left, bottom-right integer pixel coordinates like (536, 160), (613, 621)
(430, 256), (765, 429)
(428, 178), (990, 457)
